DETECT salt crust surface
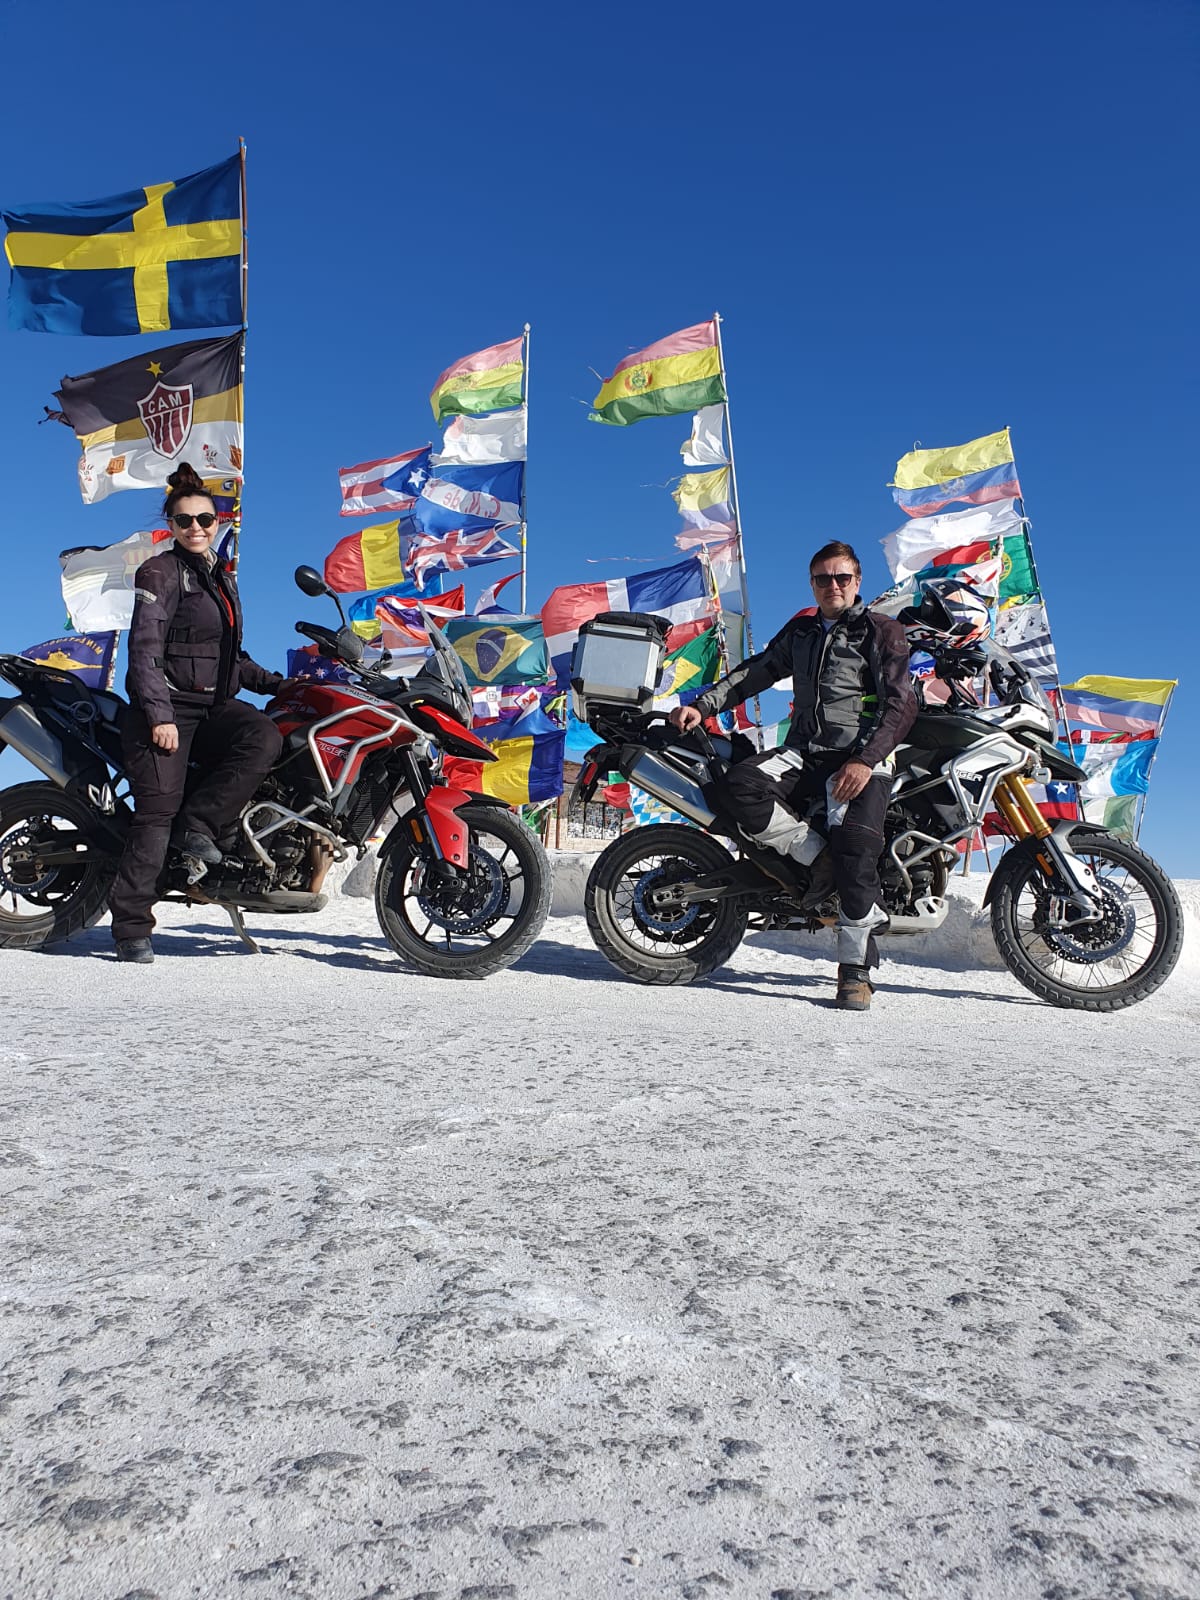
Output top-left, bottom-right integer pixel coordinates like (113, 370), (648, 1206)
(0, 868), (1197, 1599)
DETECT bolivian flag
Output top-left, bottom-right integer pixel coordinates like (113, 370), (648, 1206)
(51, 333), (243, 505)
(430, 337), (524, 423)
(4, 154), (243, 336)
(590, 320), (726, 426)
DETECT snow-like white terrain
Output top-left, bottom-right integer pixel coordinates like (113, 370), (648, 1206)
(1, 861), (1198, 1600)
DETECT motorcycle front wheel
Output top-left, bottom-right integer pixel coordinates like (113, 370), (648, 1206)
(375, 801), (551, 979)
(585, 824), (748, 985)
(990, 830), (1183, 1011)
(0, 781), (118, 950)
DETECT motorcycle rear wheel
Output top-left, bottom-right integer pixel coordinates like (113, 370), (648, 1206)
(585, 825), (748, 986)
(0, 782), (117, 950)
(375, 801), (550, 979)
(991, 831), (1183, 1011)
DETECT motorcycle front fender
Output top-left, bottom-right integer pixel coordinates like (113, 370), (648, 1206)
(380, 784), (477, 870)
(982, 821), (1110, 906)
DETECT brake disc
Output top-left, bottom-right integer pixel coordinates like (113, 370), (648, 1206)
(416, 849), (509, 934)
(632, 862), (703, 936)
(0, 825), (64, 902)
(1042, 881), (1137, 964)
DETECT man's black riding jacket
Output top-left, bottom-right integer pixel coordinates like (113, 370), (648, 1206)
(126, 544), (283, 728)
(691, 600), (917, 768)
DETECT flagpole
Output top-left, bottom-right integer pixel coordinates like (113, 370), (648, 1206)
(519, 322), (530, 613)
(233, 137), (249, 571)
(712, 311), (759, 729)
(711, 312), (753, 657)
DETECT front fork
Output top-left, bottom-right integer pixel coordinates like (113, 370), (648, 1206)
(393, 748), (473, 871)
(992, 775), (1104, 921)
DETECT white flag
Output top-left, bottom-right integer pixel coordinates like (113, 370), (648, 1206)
(680, 405), (727, 468)
(881, 499), (1024, 582)
(59, 528), (173, 631)
(432, 407), (527, 467)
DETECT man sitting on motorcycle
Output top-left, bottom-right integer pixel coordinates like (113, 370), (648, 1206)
(670, 541), (917, 1011)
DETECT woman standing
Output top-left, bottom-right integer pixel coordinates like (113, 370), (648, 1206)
(108, 464), (286, 963)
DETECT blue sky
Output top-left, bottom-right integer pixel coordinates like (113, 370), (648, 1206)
(1, 0), (1196, 870)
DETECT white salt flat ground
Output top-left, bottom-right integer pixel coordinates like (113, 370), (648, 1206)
(1, 866), (1198, 1600)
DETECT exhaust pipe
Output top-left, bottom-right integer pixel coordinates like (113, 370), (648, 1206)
(0, 702), (72, 787)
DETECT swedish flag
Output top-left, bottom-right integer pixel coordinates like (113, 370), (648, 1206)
(3, 155), (242, 335)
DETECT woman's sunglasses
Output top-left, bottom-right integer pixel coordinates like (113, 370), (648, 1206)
(170, 512), (218, 531)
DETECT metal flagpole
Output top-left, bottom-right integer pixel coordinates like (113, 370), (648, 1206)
(232, 138), (249, 571)
(519, 322), (530, 613)
(711, 311), (759, 726)
(711, 312), (754, 656)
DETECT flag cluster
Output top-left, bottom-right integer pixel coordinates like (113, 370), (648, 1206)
(3, 154), (248, 676)
(1058, 676), (1176, 838)
(878, 429), (1057, 689)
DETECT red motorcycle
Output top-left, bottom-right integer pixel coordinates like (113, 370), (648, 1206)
(0, 565), (551, 974)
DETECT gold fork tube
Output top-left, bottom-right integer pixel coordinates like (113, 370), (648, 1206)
(991, 781), (1031, 839)
(996, 775), (1054, 840)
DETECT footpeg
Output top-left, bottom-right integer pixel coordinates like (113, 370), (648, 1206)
(181, 854), (209, 886)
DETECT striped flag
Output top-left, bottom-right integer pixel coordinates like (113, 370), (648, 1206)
(338, 448), (429, 516)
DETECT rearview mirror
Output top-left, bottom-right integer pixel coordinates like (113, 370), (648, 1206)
(295, 565), (329, 598)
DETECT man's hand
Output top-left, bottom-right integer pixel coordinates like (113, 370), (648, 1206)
(830, 758), (872, 803)
(151, 722), (179, 753)
(669, 705), (703, 733)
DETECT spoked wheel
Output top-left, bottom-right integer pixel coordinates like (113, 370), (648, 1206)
(375, 801), (551, 978)
(991, 831), (1184, 1011)
(0, 782), (118, 950)
(585, 824), (747, 985)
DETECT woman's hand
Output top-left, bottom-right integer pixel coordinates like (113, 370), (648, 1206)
(151, 722), (179, 752)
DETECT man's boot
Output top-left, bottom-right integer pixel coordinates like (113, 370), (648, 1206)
(836, 963), (873, 1011)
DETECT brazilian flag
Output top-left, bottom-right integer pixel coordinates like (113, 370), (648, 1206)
(3, 155), (242, 335)
(443, 616), (548, 687)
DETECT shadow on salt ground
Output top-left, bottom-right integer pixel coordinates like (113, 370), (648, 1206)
(700, 966), (1038, 1007)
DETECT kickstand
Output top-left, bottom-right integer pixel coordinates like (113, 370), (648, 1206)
(225, 905), (261, 953)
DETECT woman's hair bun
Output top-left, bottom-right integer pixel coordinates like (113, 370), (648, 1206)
(162, 460), (213, 518)
(166, 461), (204, 492)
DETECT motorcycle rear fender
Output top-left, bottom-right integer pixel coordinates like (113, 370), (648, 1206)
(380, 784), (478, 869)
(572, 742), (620, 806)
(982, 821), (1109, 906)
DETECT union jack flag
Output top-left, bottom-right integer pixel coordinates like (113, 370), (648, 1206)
(401, 526), (520, 589)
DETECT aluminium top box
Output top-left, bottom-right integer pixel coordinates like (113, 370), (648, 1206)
(570, 611), (670, 720)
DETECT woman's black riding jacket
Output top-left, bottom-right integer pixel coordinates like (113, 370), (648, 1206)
(125, 544), (283, 727)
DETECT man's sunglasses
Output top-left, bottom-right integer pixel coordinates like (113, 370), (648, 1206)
(170, 512), (218, 531)
(811, 571), (857, 588)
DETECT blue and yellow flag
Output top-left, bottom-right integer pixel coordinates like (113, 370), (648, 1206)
(20, 632), (118, 689)
(3, 154), (242, 335)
